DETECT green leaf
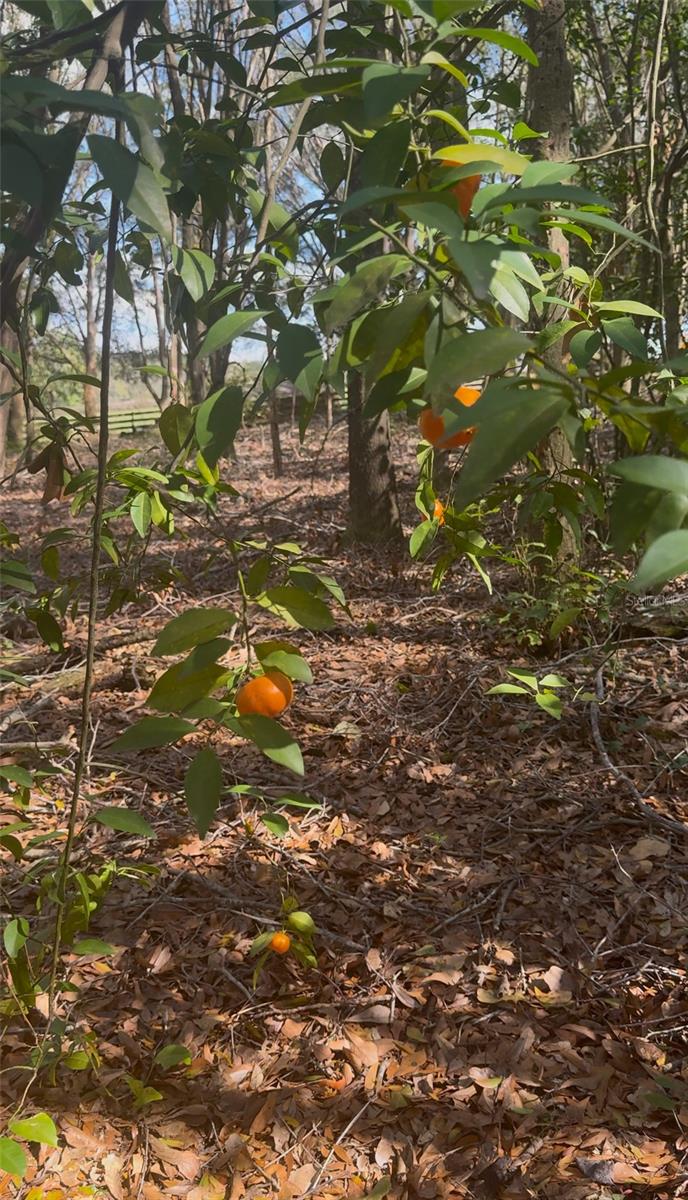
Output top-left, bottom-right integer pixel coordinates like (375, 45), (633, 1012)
(72, 938), (116, 956)
(570, 328), (602, 368)
(235, 715), (304, 776)
(0, 560), (36, 593)
(153, 607), (235, 656)
(172, 247), (215, 302)
(424, 329), (530, 402)
(159, 403), (194, 456)
(0, 1138), (26, 1178)
(276, 324), (321, 383)
(535, 691), (563, 719)
(594, 300), (662, 319)
(113, 251), (134, 303)
(361, 119), (410, 189)
(4, 917), (29, 959)
(452, 384), (569, 510)
(356, 292), (431, 384)
(0, 834), (23, 861)
(195, 385), (244, 467)
(602, 317), (649, 361)
(609, 456), (688, 496)
(88, 135), (171, 241)
(631, 531), (688, 592)
(421, 50), (469, 87)
(0, 764), (32, 787)
(31, 609), (63, 653)
(148, 660), (229, 714)
(111, 716), (196, 752)
(130, 492), (152, 538)
(539, 674), (570, 688)
(197, 311), (266, 358)
(245, 187), (299, 258)
(274, 792), (321, 810)
(554, 209), (656, 250)
(92, 806), (156, 839)
(409, 519), (437, 559)
(486, 683), (529, 695)
(321, 256), (408, 333)
(513, 120), (546, 140)
(520, 161), (578, 188)
(435, 144), (530, 176)
(261, 811), (290, 837)
(9, 1113), (58, 1148)
(184, 747), (222, 838)
(255, 640), (313, 683)
(264, 586), (335, 631)
(154, 1044), (192, 1070)
(320, 141), (345, 191)
(362, 63), (430, 121)
(63, 1051), (90, 1070)
(488, 264), (531, 321)
(455, 25), (538, 65)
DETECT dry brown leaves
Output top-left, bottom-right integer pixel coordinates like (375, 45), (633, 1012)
(1, 427), (687, 1198)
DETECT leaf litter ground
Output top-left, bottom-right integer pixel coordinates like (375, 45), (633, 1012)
(1, 423), (688, 1199)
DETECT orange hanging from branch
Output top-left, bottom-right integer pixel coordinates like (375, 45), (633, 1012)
(418, 385), (481, 451)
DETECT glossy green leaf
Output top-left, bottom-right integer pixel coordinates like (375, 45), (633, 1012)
(362, 63), (430, 121)
(435, 144), (530, 176)
(130, 492), (152, 538)
(148, 660), (229, 714)
(594, 300), (662, 319)
(425, 329), (531, 402)
(195, 385), (244, 467)
(361, 119), (410, 189)
(173, 247), (215, 302)
(197, 311), (265, 358)
(111, 716), (196, 752)
(255, 640), (313, 682)
(159, 403), (194, 457)
(88, 135), (171, 240)
(92, 807), (156, 838)
(276, 324), (320, 383)
(235, 715), (304, 775)
(602, 317), (649, 361)
(184, 747), (222, 838)
(153, 607), (235, 656)
(264, 586), (335, 630)
(452, 384), (569, 510)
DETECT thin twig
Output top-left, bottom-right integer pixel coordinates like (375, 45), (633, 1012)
(46, 108), (122, 1018)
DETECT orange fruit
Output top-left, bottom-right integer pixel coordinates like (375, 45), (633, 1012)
(433, 499), (445, 524)
(452, 173), (481, 218)
(270, 931), (291, 955)
(236, 670), (294, 718)
(418, 385), (481, 451)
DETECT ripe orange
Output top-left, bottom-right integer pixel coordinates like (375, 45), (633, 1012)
(236, 670), (294, 718)
(418, 385), (481, 451)
(270, 931), (291, 955)
(433, 499), (445, 524)
(452, 173), (481, 219)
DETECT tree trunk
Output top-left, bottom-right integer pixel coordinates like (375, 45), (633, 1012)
(0, 327), (19, 481)
(527, 0), (577, 566)
(347, 373), (403, 546)
(345, 8), (402, 548)
(83, 250), (100, 419)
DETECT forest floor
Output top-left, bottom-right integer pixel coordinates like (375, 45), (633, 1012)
(2, 421), (688, 1200)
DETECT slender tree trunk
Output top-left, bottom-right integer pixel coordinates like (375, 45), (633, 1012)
(527, 0), (577, 566)
(345, 7), (402, 548)
(0, 327), (19, 480)
(347, 374), (403, 546)
(83, 250), (100, 419)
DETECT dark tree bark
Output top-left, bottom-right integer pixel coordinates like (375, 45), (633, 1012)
(0, 327), (20, 480)
(527, 0), (577, 565)
(345, 6), (402, 547)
